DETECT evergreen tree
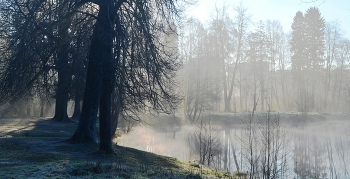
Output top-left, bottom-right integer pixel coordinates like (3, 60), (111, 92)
(290, 11), (306, 71)
(304, 7), (325, 111)
(290, 11), (308, 112)
(290, 7), (325, 112)
(305, 7), (325, 70)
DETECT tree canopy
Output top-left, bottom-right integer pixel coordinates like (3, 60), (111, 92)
(0, 0), (186, 152)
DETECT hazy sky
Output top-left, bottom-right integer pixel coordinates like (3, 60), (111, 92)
(187, 0), (350, 38)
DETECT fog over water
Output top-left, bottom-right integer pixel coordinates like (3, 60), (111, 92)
(118, 113), (350, 178)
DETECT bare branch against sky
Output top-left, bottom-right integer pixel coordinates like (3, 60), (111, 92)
(188, 0), (350, 38)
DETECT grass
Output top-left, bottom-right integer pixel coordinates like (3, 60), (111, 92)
(0, 117), (235, 179)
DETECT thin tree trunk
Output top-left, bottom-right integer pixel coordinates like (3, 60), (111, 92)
(40, 98), (44, 117)
(71, 95), (81, 120)
(227, 35), (242, 112)
(26, 99), (31, 116)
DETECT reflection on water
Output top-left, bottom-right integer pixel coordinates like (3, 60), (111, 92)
(118, 126), (193, 161)
(117, 114), (350, 178)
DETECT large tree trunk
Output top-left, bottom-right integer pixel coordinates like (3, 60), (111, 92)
(52, 69), (70, 122)
(70, 52), (100, 142)
(99, 73), (113, 152)
(52, 18), (71, 122)
(70, 0), (118, 148)
(98, 1), (115, 153)
(69, 11), (105, 143)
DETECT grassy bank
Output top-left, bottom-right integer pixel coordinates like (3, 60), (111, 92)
(0, 118), (234, 179)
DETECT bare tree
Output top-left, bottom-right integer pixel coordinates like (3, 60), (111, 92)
(187, 116), (223, 167)
(230, 3), (251, 113)
(237, 111), (289, 179)
(181, 19), (220, 122)
(209, 5), (234, 112)
(0, 0), (95, 121)
(265, 20), (285, 111)
(323, 21), (341, 111)
(70, 0), (184, 153)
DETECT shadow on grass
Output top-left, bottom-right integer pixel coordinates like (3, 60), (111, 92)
(0, 117), (189, 178)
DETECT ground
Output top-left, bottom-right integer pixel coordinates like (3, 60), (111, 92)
(0, 117), (233, 179)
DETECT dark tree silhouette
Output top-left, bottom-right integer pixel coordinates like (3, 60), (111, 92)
(0, 0), (95, 121)
(0, 0), (58, 102)
(70, 0), (183, 153)
(0, 0), (183, 152)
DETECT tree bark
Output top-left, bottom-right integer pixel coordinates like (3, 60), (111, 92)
(98, 1), (115, 153)
(40, 98), (44, 117)
(99, 73), (113, 152)
(70, 0), (119, 149)
(52, 69), (70, 122)
(52, 18), (71, 122)
(70, 10), (104, 143)
(71, 95), (81, 120)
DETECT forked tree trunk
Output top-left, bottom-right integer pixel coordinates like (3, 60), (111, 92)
(69, 11), (104, 144)
(70, 1), (116, 150)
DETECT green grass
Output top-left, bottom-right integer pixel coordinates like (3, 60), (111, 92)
(0, 118), (235, 179)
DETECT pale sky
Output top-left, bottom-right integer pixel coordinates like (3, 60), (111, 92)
(187, 0), (350, 39)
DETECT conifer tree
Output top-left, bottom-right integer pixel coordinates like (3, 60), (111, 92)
(305, 7), (325, 70)
(304, 7), (325, 110)
(291, 11), (306, 71)
(290, 11), (308, 112)
(290, 7), (325, 112)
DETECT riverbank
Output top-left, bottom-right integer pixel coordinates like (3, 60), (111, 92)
(0, 117), (234, 178)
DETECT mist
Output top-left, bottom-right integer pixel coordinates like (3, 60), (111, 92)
(117, 113), (350, 178)
(118, 3), (350, 178)
(1, 0), (350, 178)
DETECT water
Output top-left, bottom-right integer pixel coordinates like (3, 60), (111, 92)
(118, 113), (350, 178)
